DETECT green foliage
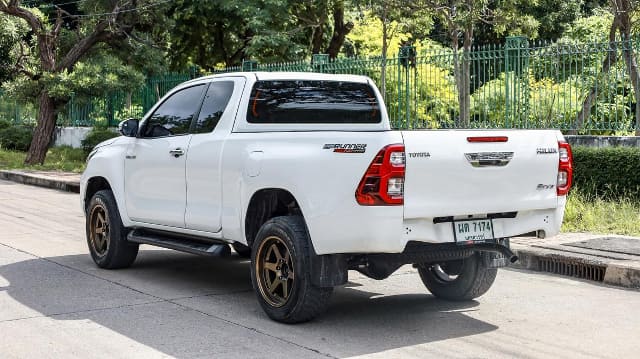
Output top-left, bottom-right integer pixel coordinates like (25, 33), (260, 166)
(0, 125), (33, 151)
(169, 0), (309, 69)
(572, 146), (640, 200)
(81, 128), (119, 154)
(0, 119), (10, 130)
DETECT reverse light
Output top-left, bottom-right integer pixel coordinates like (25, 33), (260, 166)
(356, 144), (405, 205)
(557, 141), (573, 196)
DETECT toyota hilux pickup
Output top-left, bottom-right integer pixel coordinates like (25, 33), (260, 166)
(81, 72), (573, 323)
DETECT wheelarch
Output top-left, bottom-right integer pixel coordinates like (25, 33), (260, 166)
(84, 176), (112, 213)
(244, 188), (305, 249)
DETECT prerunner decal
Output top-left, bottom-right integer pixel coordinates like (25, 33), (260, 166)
(323, 143), (367, 153)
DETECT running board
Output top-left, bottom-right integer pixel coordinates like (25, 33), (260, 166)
(127, 229), (230, 257)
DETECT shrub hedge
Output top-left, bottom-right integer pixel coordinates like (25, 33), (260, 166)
(0, 125), (33, 151)
(81, 128), (120, 154)
(571, 146), (640, 200)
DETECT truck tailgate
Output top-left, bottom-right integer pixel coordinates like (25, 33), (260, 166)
(402, 130), (560, 219)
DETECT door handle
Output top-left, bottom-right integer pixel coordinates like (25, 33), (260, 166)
(169, 148), (185, 157)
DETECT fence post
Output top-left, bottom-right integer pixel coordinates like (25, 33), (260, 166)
(312, 54), (329, 73)
(242, 60), (258, 72)
(504, 36), (530, 128)
(398, 45), (416, 128)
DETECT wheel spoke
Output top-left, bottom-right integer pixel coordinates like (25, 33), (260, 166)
(97, 212), (106, 225)
(272, 245), (283, 261)
(282, 279), (288, 298)
(267, 278), (280, 294)
(263, 262), (278, 272)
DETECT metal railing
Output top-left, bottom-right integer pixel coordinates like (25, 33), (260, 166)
(0, 36), (639, 134)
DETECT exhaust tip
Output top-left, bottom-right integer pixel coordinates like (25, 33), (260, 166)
(510, 255), (519, 263)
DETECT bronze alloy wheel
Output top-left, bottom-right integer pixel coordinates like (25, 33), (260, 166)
(255, 235), (295, 307)
(89, 204), (110, 257)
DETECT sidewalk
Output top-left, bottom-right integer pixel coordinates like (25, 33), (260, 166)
(1, 169), (639, 288)
(511, 233), (640, 288)
(0, 169), (81, 193)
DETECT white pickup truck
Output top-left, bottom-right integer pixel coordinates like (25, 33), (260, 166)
(81, 72), (573, 323)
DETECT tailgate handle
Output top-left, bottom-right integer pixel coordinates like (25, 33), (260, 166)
(465, 152), (513, 167)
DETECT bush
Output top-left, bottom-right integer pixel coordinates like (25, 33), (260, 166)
(81, 128), (119, 154)
(0, 119), (11, 130)
(572, 146), (640, 200)
(0, 125), (33, 151)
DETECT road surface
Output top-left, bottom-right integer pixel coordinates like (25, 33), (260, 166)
(0, 179), (638, 358)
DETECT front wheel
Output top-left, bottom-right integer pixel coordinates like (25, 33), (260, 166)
(86, 190), (139, 269)
(250, 216), (333, 323)
(417, 253), (497, 301)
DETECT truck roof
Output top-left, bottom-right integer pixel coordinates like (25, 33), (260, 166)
(186, 71), (371, 84)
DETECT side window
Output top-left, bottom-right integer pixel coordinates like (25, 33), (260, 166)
(143, 85), (205, 138)
(193, 81), (235, 134)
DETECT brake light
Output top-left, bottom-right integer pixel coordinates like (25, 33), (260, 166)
(557, 141), (573, 196)
(355, 144), (405, 205)
(467, 136), (509, 143)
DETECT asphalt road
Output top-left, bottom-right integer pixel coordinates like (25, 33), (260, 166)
(1, 179), (639, 358)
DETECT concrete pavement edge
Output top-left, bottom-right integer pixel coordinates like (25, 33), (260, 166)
(0, 170), (80, 193)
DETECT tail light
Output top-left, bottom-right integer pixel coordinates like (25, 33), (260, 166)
(557, 141), (573, 196)
(356, 144), (405, 205)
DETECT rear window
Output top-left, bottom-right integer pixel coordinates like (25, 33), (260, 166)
(246, 80), (381, 124)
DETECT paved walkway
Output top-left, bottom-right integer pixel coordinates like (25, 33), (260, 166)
(1, 168), (639, 288)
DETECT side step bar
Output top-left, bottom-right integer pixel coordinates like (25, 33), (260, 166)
(127, 229), (230, 257)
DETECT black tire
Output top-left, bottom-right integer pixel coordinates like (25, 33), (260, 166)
(250, 216), (333, 323)
(232, 242), (252, 258)
(86, 190), (139, 269)
(417, 253), (497, 301)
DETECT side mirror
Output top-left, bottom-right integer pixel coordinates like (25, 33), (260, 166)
(118, 118), (139, 137)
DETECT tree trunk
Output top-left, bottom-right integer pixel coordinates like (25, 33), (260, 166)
(616, 0), (640, 136)
(325, 0), (353, 59)
(311, 23), (324, 54)
(574, 18), (619, 135)
(380, 18), (388, 100)
(25, 92), (58, 165)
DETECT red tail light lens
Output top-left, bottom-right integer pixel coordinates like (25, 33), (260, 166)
(557, 141), (573, 196)
(356, 144), (405, 205)
(467, 136), (509, 143)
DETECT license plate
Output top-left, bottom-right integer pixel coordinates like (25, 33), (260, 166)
(453, 219), (494, 244)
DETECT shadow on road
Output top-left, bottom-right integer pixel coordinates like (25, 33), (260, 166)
(0, 249), (498, 357)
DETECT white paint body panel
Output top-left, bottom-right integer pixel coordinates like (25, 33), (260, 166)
(81, 72), (568, 256)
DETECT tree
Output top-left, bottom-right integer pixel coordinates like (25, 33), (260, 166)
(409, 0), (541, 127)
(576, 0), (640, 135)
(0, 0), (170, 164)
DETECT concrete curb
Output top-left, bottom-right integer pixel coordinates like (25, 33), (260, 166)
(511, 246), (640, 289)
(0, 170), (80, 193)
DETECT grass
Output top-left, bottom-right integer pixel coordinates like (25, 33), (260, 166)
(0, 146), (86, 173)
(563, 191), (640, 236)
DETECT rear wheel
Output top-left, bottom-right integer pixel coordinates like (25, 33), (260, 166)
(417, 253), (497, 301)
(86, 190), (138, 269)
(250, 216), (333, 323)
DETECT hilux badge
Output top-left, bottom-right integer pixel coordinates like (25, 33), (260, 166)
(536, 148), (557, 154)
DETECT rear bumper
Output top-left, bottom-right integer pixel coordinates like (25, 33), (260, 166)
(402, 201), (565, 247)
(312, 197), (566, 255)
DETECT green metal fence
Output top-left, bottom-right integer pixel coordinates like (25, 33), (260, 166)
(1, 36), (639, 134)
